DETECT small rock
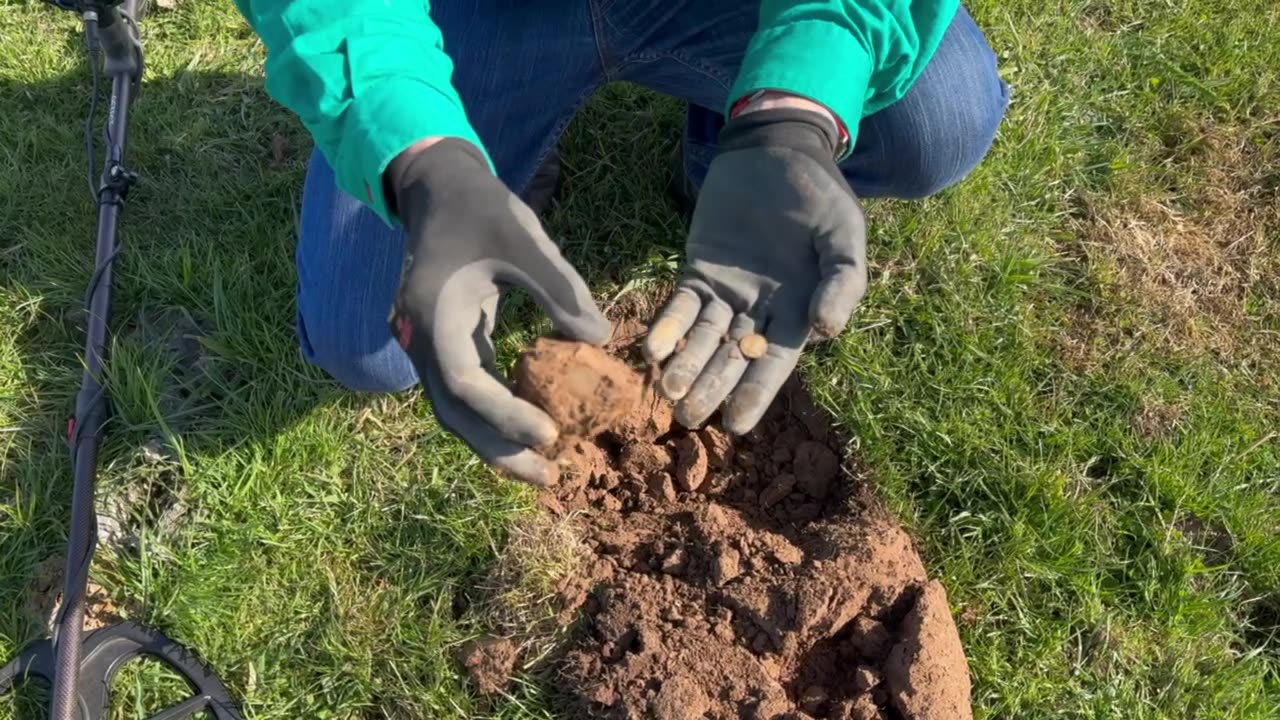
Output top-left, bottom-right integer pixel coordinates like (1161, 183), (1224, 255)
(759, 473), (796, 508)
(698, 426), (734, 468)
(710, 545), (741, 587)
(854, 665), (881, 691)
(601, 494), (622, 511)
(794, 441), (840, 498)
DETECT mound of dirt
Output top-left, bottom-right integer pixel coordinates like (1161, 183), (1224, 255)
(502, 338), (973, 719)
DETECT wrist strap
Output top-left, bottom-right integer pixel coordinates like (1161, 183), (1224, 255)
(729, 91), (852, 163)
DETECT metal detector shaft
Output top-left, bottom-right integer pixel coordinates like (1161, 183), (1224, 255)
(52, 2), (142, 718)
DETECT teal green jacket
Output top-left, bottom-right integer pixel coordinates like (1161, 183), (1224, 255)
(233, 1), (958, 226)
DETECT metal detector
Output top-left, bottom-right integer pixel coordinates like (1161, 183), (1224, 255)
(0, 2), (241, 718)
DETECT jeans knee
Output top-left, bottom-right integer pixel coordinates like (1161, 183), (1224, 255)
(890, 88), (1008, 200)
(296, 307), (417, 395)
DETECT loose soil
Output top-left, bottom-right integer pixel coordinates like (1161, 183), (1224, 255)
(475, 335), (973, 719)
(23, 556), (126, 635)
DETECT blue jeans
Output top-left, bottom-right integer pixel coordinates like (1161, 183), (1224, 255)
(296, 2), (1009, 394)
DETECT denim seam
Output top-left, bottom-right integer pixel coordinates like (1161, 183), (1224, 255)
(587, 0), (615, 81)
(616, 49), (732, 91)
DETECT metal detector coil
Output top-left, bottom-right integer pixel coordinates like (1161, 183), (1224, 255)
(0, 2), (241, 718)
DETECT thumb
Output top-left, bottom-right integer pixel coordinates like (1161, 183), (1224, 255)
(504, 243), (612, 346)
(498, 195), (611, 344)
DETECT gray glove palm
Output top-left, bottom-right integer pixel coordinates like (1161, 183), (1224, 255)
(645, 108), (868, 434)
(387, 139), (611, 487)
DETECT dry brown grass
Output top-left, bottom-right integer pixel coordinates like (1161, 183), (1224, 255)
(1064, 120), (1280, 369)
(474, 510), (591, 666)
(1131, 395), (1186, 441)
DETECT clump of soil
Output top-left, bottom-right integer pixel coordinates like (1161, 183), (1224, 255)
(23, 556), (129, 635)
(459, 636), (518, 697)
(500, 337), (973, 719)
(515, 338), (643, 450)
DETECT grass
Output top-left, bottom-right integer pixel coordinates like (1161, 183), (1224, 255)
(1, 0), (1277, 718)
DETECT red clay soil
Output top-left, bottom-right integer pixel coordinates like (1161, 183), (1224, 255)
(497, 336), (972, 720)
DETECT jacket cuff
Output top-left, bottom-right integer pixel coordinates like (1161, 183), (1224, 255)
(727, 20), (874, 147)
(338, 78), (492, 227)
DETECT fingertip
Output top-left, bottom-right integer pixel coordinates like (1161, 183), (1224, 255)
(673, 395), (716, 430)
(495, 451), (559, 488)
(644, 316), (684, 363)
(659, 371), (693, 402)
(526, 417), (560, 453)
(722, 386), (769, 436)
(558, 308), (613, 346)
(809, 268), (866, 340)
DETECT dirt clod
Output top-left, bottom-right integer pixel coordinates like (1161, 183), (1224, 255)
(648, 472), (678, 503)
(884, 582), (973, 719)
(651, 677), (710, 720)
(794, 441), (840, 499)
(850, 616), (892, 660)
(501, 335), (972, 718)
(698, 426), (734, 468)
(673, 434), (709, 492)
(760, 472), (797, 508)
(622, 441), (671, 479)
(854, 665), (881, 691)
(710, 544), (742, 587)
(515, 338), (642, 446)
(459, 635), (517, 697)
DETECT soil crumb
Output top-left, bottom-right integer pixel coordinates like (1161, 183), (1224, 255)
(500, 336), (974, 719)
(459, 635), (518, 697)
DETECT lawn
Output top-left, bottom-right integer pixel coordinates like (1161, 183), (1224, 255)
(2, 0), (1278, 718)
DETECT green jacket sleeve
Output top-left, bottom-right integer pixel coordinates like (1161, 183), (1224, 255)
(729, 0), (960, 144)
(233, 0), (489, 226)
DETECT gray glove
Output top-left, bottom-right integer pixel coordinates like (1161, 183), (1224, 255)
(386, 139), (611, 486)
(644, 108), (868, 434)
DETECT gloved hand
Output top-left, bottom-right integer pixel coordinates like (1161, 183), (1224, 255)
(386, 139), (611, 487)
(645, 107), (868, 434)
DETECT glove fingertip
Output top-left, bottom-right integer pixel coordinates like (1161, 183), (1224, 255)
(554, 308), (613, 346)
(494, 451), (559, 489)
(809, 276), (862, 340)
